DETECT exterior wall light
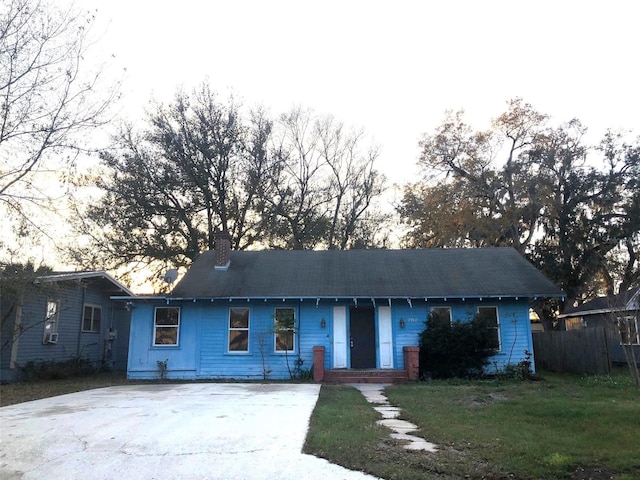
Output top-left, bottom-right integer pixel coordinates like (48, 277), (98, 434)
(320, 318), (326, 328)
(399, 318), (405, 328)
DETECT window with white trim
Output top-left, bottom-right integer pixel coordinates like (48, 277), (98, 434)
(43, 299), (59, 343)
(153, 307), (180, 346)
(430, 307), (451, 327)
(229, 307), (250, 352)
(274, 307), (295, 352)
(477, 306), (500, 350)
(82, 304), (102, 333)
(565, 316), (584, 331)
(617, 315), (639, 345)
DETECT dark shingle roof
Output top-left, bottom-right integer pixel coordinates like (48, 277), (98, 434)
(559, 287), (640, 317)
(170, 247), (562, 300)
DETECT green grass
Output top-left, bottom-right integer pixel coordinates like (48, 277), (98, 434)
(303, 385), (505, 480)
(305, 371), (640, 480)
(0, 371), (129, 406)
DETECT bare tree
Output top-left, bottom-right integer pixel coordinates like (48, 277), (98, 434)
(316, 115), (384, 249)
(264, 107), (386, 250)
(264, 107), (331, 249)
(0, 0), (120, 239)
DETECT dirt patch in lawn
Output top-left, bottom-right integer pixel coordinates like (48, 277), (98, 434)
(570, 464), (620, 480)
(457, 391), (512, 408)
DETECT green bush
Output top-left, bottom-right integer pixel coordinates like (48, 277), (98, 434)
(419, 313), (496, 379)
(496, 350), (535, 380)
(20, 357), (96, 381)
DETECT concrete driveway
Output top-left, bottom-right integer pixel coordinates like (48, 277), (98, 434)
(0, 383), (379, 480)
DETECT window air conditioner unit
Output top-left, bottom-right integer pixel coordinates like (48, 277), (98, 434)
(45, 333), (59, 344)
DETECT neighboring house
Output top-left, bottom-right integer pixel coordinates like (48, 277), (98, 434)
(121, 234), (563, 381)
(558, 287), (640, 365)
(1, 271), (134, 381)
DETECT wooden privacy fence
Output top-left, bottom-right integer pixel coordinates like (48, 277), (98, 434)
(532, 328), (611, 375)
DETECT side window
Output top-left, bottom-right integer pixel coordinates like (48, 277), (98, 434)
(565, 317), (583, 331)
(154, 307), (180, 346)
(274, 307), (295, 352)
(43, 299), (59, 343)
(617, 316), (639, 345)
(430, 307), (451, 327)
(82, 304), (102, 333)
(229, 307), (249, 352)
(477, 306), (500, 350)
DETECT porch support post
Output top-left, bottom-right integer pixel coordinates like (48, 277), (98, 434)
(313, 346), (325, 382)
(403, 346), (420, 381)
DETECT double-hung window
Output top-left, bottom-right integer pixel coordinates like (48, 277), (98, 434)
(430, 307), (451, 327)
(274, 307), (295, 352)
(618, 316), (639, 345)
(82, 304), (102, 333)
(43, 299), (59, 343)
(229, 307), (250, 352)
(154, 307), (180, 346)
(477, 306), (500, 350)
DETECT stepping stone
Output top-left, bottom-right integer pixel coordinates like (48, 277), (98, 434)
(390, 433), (438, 452)
(377, 418), (418, 433)
(351, 383), (438, 452)
(351, 384), (389, 404)
(373, 406), (400, 419)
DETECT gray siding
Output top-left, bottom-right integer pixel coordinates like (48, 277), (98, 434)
(1, 305), (17, 380)
(1, 280), (130, 381)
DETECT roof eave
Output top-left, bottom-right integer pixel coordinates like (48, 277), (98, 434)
(557, 305), (638, 319)
(126, 293), (564, 302)
(37, 271), (135, 296)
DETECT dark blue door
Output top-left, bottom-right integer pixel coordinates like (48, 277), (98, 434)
(349, 307), (376, 368)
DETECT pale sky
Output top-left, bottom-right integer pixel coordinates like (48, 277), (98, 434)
(82, 0), (639, 186)
(14, 0), (637, 271)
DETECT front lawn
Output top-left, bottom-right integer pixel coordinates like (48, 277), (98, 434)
(304, 370), (640, 480)
(0, 372), (129, 406)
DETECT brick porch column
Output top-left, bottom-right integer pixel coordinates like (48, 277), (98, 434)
(313, 346), (325, 382)
(403, 346), (420, 381)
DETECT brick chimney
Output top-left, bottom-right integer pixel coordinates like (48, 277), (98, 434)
(214, 230), (232, 271)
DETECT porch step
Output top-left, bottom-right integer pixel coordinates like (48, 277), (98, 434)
(324, 369), (409, 384)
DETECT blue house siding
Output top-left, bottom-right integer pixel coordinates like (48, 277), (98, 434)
(199, 302), (298, 379)
(127, 297), (536, 380)
(390, 301), (423, 370)
(127, 303), (198, 379)
(389, 299), (534, 373)
(128, 300), (328, 380)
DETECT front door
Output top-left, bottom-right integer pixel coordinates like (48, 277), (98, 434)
(350, 307), (376, 368)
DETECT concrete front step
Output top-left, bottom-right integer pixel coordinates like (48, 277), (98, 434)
(324, 369), (409, 384)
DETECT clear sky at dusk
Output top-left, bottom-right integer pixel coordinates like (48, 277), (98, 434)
(82, 0), (639, 186)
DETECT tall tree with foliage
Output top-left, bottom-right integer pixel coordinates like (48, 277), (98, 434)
(70, 85), (273, 278)
(400, 99), (640, 327)
(597, 133), (640, 294)
(70, 89), (388, 280)
(0, 0), (120, 249)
